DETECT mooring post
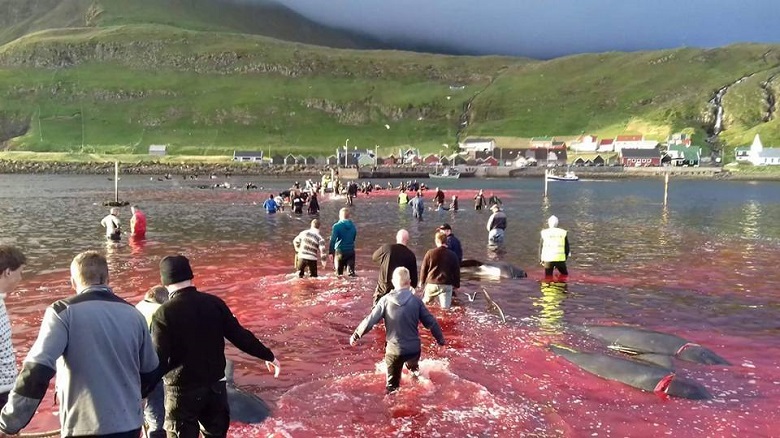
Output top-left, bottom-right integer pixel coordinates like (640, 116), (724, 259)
(114, 161), (119, 203)
(663, 172), (669, 206)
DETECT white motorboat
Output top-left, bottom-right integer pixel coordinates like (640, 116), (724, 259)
(547, 171), (579, 181)
(429, 167), (460, 179)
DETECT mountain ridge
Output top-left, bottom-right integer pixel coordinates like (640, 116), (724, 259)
(0, 2), (778, 158)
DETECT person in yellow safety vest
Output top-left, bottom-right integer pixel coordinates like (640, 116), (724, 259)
(398, 189), (409, 205)
(539, 215), (570, 277)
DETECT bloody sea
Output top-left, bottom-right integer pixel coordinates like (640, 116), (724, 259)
(1, 174), (779, 437)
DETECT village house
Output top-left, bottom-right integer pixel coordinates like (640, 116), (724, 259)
(667, 132), (693, 146)
(493, 147), (525, 166)
(232, 150), (263, 162)
(621, 148), (662, 167)
(738, 134), (780, 165)
(399, 148), (422, 164)
(423, 154), (441, 165)
(530, 136), (555, 149)
(664, 145), (701, 167)
(569, 135), (599, 152)
(149, 145), (167, 156)
(478, 156), (499, 166)
(459, 138), (496, 153)
(598, 138), (615, 152)
(447, 153), (468, 166)
(613, 135), (659, 153)
(568, 153), (618, 167)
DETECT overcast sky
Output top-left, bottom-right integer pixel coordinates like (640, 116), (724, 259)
(266, 0), (779, 58)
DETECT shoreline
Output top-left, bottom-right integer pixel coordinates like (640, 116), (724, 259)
(0, 159), (779, 182)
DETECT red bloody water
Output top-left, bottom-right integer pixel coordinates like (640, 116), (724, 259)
(2, 175), (779, 437)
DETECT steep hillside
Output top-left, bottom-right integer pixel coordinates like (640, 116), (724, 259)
(0, 0), (91, 45)
(0, 21), (778, 158)
(466, 45), (780, 151)
(0, 0), (378, 49)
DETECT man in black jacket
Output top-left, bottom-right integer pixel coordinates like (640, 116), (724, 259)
(151, 255), (281, 438)
(372, 229), (418, 305)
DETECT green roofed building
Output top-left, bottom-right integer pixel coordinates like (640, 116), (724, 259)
(665, 145), (702, 166)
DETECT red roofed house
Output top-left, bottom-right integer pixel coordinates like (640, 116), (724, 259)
(614, 135), (659, 153)
(598, 138), (615, 152)
(423, 154), (441, 165)
(479, 156), (499, 166)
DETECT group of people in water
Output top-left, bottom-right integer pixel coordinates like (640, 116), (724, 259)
(0, 178), (574, 437)
(0, 246), (280, 438)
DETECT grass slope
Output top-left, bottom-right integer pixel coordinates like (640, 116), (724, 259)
(0, 0), (376, 49)
(0, 21), (779, 159)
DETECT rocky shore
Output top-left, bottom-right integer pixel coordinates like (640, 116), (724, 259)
(0, 159), (778, 181)
(0, 159), (330, 176)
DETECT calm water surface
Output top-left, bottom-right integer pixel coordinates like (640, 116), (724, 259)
(0, 174), (779, 437)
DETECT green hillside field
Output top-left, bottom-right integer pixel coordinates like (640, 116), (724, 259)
(0, 2), (779, 161)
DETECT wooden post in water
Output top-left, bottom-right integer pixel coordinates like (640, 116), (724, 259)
(663, 172), (669, 206)
(544, 169), (549, 198)
(114, 161), (119, 203)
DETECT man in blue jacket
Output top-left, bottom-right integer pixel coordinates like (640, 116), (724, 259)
(350, 267), (445, 393)
(262, 194), (278, 214)
(329, 208), (357, 276)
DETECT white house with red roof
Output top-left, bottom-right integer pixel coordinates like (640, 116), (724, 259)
(597, 138), (615, 152)
(570, 135), (599, 152)
(614, 135), (659, 153)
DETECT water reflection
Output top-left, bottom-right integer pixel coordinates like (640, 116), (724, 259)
(532, 281), (569, 335)
(739, 200), (762, 274)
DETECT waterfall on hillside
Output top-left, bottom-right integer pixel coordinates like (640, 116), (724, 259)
(708, 75), (753, 139)
(710, 86), (728, 136)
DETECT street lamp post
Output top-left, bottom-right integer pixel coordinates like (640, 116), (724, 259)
(344, 139), (350, 167)
(374, 145), (379, 167)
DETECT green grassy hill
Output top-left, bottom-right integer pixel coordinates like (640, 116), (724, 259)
(0, 0), (376, 48)
(0, 2), (779, 159)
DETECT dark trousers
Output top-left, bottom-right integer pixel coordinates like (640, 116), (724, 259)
(164, 382), (229, 438)
(297, 258), (318, 278)
(543, 261), (568, 276)
(69, 429), (141, 438)
(384, 351), (421, 393)
(335, 250), (356, 276)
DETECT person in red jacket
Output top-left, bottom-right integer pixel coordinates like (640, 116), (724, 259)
(130, 205), (147, 238)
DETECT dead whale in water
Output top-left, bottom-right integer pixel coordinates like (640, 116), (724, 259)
(460, 259), (527, 279)
(226, 359), (273, 423)
(549, 345), (712, 400)
(582, 325), (731, 366)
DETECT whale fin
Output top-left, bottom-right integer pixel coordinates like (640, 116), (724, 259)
(481, 287), (506, 323)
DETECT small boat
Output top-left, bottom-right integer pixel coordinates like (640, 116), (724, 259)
(547, 171), (579, 181)
(429, 167), (460, 179)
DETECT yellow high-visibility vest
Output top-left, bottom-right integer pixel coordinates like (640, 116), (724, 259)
(398, 192), (409, 204)
(541, 227), (567, 262)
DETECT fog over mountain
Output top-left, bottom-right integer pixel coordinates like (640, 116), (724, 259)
(246, 0), (780, 58)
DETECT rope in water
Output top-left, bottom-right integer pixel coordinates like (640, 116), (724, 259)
(18, 429), (61, 437)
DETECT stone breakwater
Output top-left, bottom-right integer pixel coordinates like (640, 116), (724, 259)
(0, 160), (330, 176)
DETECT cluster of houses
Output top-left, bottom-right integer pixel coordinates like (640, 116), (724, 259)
(151, 132), (780, 168)
(445, 133), (705, 168)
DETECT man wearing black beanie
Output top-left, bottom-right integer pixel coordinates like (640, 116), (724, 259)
(151, 255), (280, 438)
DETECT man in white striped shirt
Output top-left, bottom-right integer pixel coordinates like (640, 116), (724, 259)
(293, 219), (328, 278)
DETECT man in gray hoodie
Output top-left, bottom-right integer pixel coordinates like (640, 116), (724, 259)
(350, 267), (445, 393)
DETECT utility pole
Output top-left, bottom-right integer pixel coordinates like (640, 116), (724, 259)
(344, 138), (349, 167)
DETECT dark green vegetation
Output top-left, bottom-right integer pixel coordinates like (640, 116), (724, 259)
(1, 0), (779, 158)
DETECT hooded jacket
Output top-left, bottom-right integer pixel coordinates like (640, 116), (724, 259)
(329, 219), (357, 254)
(352, 288), (445, 355)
